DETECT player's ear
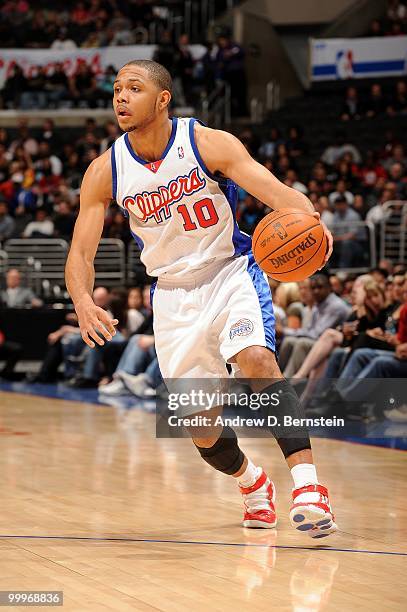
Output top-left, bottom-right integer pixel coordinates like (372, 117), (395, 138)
(158, 90), (171, 111)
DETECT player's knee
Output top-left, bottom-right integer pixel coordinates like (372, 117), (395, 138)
(193, 426), (245, 475)
(236, 345), (280, 378)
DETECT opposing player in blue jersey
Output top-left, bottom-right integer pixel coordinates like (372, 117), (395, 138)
(66, 60), (337, 537)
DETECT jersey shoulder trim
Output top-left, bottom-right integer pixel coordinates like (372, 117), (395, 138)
(111, 142), (117, 200)
(188, 118), (226, 184)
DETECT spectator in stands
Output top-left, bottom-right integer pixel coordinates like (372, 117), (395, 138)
(100, 286), (154, 395)
(284, 169), (308, 194)
(340, 86), (363, 121)
(2, 64), (27, 108)
(21, 66), (48, 110)
(365, 83), (387, 118)
(387, 0), (407, 22)
(53, 201), (76, 240)
(0, 200), (15, 242)
(99, 121), (120, 154)
(315, 196), (334, 229)
(331, 278), (407, 412)
(360, 151), (388, 192)
(321, 131), (361, 165)
(237, 195), (265, 235)
(22, 208), (54, 238)
(278, 274), (351, 377)
(103, 209), (131, 242)
(0, 327), (22, 380)
(51, 28), (77, 51)
(328, 179), (355, 206)
(258, 127), (283, 159)
(367, 19), (384, 37)
(69, 62), (97, 108)
(95, 65), (116, 106)
(1, 268), (42, 308)
(174, 34), (195, 105)
(216, 33), (247, 116)
(46, 64), (70, 108)
(331, 196), (365, 268)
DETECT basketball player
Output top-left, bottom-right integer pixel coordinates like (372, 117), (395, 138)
(66, 60), (337, 538)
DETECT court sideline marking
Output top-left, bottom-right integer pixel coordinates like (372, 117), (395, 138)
(0, 535), (406, 557)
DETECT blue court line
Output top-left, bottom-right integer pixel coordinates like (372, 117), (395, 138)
(1, 535), (406, 557)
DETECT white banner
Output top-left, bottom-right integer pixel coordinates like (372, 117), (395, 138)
(0, 44), (206, 88)
(310, 36), (407, 81)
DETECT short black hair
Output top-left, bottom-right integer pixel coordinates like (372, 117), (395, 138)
(121, 59), (172, 94)
(310, 273), (330, 287)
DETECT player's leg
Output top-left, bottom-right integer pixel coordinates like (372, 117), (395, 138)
(190, 405), (277, 528)
(235, 346), (337, 538)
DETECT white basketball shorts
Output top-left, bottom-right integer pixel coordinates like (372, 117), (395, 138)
(152, 254), (276, 379)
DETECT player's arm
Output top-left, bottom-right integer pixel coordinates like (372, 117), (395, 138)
(196, 125), (333, 260)
(65, 149), (118, 348)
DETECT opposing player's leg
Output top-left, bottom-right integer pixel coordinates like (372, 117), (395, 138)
(235, 346), (337, 538)
(189, 405), (277, 529)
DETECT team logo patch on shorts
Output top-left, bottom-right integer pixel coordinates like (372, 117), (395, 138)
(229, 318), (254, 340)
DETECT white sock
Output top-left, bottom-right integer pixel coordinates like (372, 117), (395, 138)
(237, 459), (262, 488)
(291, 463), (318, 489)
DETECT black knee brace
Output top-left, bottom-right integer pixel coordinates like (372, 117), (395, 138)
(194, 426), (245, 475)
(260, 379), (311, 458)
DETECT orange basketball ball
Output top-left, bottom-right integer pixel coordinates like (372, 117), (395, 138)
(252, 208), (327, 282)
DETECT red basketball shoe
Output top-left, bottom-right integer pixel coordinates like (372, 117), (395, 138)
(239, 470), (277, 528)
(289, 483), (337, 538)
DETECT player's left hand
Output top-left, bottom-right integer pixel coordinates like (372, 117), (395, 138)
(312, 212), (333, 266)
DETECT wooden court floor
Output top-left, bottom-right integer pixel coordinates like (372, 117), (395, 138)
(0, 391), (406, 611)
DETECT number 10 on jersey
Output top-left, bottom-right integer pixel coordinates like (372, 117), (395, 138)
(177, 198), (219, 231)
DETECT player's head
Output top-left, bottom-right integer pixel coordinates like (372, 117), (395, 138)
(113, 60), (172, 132)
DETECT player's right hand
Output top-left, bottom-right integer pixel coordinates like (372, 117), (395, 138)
(75, 294), (118, 348)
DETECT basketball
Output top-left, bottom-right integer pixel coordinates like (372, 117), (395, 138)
(252, 208), (327, 281)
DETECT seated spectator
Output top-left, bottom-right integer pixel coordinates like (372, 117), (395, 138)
(365, 83), (387, 118)
(66, 288), (127, 387)
(295, 277), (385, 404)
(286, 126), (306, 158)
(1, 64), (27, 108)
(0, 200), (15, 241)
(0, 268), (42, 307)
(22, 208), (54, 238)
(328, 179), (355, 206)
(53, 201), (76, 240)
(50, 28), (77, 50)
(284, 169), (308, 194)
(69, 63), (97, 108)
(367, 19), (384, 36)
(95, 65), (116, 106)
(45, 64), (70, 108)
(332, 280), (407, 412)
(321, 132), (361, 165)
(258, 127), (283, 159)
(360, 151), (387, 192)
(340, 86), (363, 121)
(278, 274), (351, 377)
(237, 195), (265, 235)
(21, 66), (48, 110)
(0, 327), (22, 380)
(331, 197), (365, 268)
(100, 286), (153, 395)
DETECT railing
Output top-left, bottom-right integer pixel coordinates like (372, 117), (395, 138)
(380, 201), (407, 265)
(266, 80), (281, 112)
(4, 238), (69, 294)
(329, 220), (377, 273)
(127, 242), (150, 286)
(94, 238), (126, 288)
(0, 250), (7, 277)
(201, 82), (231, 128)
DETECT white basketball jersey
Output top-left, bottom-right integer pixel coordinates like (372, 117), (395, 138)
(111, 117), (252, 279)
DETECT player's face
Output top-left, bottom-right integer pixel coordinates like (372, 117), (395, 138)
(113, 67), (163, 133)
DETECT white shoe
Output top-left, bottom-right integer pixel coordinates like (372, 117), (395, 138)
(119, 372), (155, 398)
(98, 378), (127, 396)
